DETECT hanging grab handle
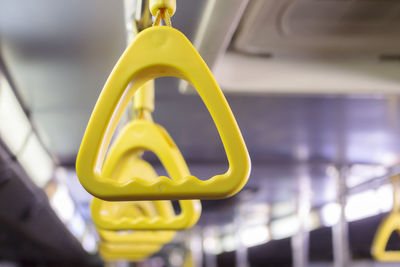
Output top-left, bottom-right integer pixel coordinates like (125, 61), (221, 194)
(76, 26), (250, 201)
(371, 175), (400, 261)
(91, 147), (201, 230)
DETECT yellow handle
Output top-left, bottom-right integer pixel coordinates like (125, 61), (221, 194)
(100, 251), (149, 262)
(91, 146), (201, 230)
(98, 229), (175, 244)
(100, 242), (162, 254)
(76, 27), (250, 201)
(371, 213), (400, 261)
(371, 175), (400, 261)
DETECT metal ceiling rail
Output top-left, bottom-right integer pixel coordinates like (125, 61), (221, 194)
(346, 165), (400, 196)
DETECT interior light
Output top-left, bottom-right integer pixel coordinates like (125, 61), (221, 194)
(82, 230), (97, 253)
(203, 236), (222, 255)
(347, 164), (387, 187)
(202, 227), (222, 255)
(221, 234), (236, 252)
(345, 190), (380, 221)
(241, 204), (269, 225)
(376, 184), (393, 212)
(0, 75), (32, 155)
(320, 203), (341, 226)
(270, 215), (298, 240)
(380, 153), (399, 167)
(239, 224), (270, 247)
(50, 184), (75, 223)
(270, 201), (296, 218)
(68, 212), (86, 239)
(17, 134), (53, 187)
(307, 211), (321, 230)
(169, 249), (184, 266)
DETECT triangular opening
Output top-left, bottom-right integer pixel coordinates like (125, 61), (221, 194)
(103, 76), (230, 184)
(111, 149), (183, 216)
(385, 230), (400, 251)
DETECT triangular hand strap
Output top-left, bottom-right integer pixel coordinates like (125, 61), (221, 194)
(99, 242), (158, 262)
(91, 134), (201, 230)
(99, 251), (149, 262)
(98, 229), (175, 244)
(371, 213), (400, 261)
(99, 242), (161, 257)
(76, 26), (250, 200)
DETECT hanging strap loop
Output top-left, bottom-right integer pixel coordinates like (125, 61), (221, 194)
(152, 8), (172, 27)
(150, 0), (175, 26)
(150, 0), (176, 17)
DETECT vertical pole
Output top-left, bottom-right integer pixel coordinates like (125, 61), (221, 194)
(202, 227), (217, 267)
(392, 175), (400, 213)
(291, 164), (311, 267)
(332, 166), (350, 267)
(189, 227), (203, 267)
(105, 261), (130, 267)
(204, 252), (217, 267)
(235, 205), (249, 267)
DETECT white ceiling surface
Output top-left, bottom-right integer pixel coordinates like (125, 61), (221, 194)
(214, 53), (400, 94)
(234, 0), (400, 56)
(0, 0), (126, 159)
(189, 0), (400, 94)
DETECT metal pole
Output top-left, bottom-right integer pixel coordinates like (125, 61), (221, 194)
(202, 227), (217, 267)
(332, 166), (351, 267)
(291, 164), (311, 267)
(235, 205), (249, 267)
(347, 165), (400, 195)
(189, 227), (203, 267)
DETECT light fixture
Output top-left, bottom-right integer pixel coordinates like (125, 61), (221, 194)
(270, 201), (296, 218)
(202, 227), (223, 255)
(17, 134), (53, 187)
(0, 74), (31, 155)
(221, 234), (236, 252)
(345, 190), (381, 222)
(376, 184), (393, 212)
(239, 224), (270, 247)
(0, 74), (54, 187)
(50, 184), (75, 223)
(82, 230), (97, 253)
(270, 215), (298, 240)
(67, 212), (86, 239)
(347, 164), (387, 187)
(320, 203), (341, 227)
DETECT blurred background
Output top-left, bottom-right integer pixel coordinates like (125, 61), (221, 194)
(1, 0), (400, 266)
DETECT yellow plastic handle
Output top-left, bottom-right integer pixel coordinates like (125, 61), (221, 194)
(100, 242), (162, 254)
(98, 229), (175, 244)
(371, 213), (400, 261)
(98, 199), (158, 219)
(76, 26), (250, 200)
(100, 251), (149, 262)
(99, 242), (161, 261)
(91, 145), (201, 230)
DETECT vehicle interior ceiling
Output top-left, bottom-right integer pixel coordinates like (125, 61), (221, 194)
(1, 0), (400, 266)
